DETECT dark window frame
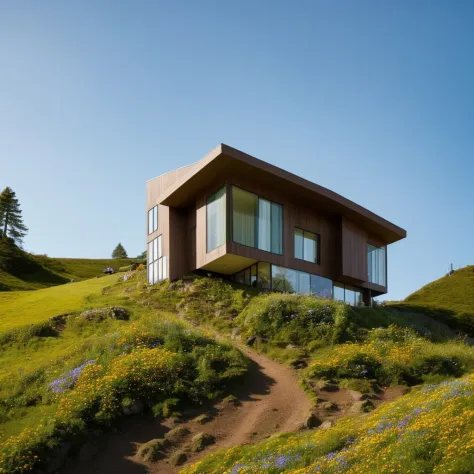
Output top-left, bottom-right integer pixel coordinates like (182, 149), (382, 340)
(231, 185), (284, 256)
(148, 205), (158, 235)
(294, 227), (320, 264)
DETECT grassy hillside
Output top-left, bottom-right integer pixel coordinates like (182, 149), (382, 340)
(390, 265), (474, 335)
(1, 268), (473, 473)
(183, 373), (474, 473)
(0, 239), (130, 291)
(0, 273), (119, 333)
(34, 255), (133, 280)
(0, 239), (68, 291)
(0, 271), (246, 473)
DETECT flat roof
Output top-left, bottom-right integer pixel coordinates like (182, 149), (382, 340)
(157, 144), (407, 244)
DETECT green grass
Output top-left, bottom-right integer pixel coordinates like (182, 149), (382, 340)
(0, 273), (120, 333)
(0, 238), (132, 291)
(389, 265), (474, 335)
(36, 256), (133, 280)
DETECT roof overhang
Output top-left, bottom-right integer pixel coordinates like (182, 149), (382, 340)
(159, 144), (407, 245)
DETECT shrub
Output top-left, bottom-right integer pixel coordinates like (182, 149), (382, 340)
(305, 329), (474, 387)
(236, 293), (352, 347)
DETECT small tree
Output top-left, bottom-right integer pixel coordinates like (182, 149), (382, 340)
(112, 242), (128, 259)
(137, 250), (146, 260)
(0, 187), (28, 246)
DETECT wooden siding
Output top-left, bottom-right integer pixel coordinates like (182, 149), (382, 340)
(341, 217), (368, 282)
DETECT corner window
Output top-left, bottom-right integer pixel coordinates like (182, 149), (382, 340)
(206, 187), (227, 252)
(232, 186), (283, 255)
(367, 244), (386, 287)
(147, 234), (167, 284)
(294, 228), (319, 263)
(333, 282), (363, 307)
(148, 205), (158, 235)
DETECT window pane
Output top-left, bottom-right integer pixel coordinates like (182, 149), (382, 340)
(232, 187), (257, 248)
(367, 244), (386, 286)
(345, 285), (357, 306)
(355, 290), (363, 307)
(148, 240), (154, 263)
(294, 228), (304, 260)
(207, 187), (227, 252)
(311, 274), (333, 298)
(297, 271), (310, 293)
(153, 206), (158, 232)
(257, 262), (271, 289)
(148, 209), (153, 235)
(303, 231), (317, 263)
(251, 264), (257, 287)
(243, 267), (250, 286)
(333, 283), (345, 302)
(271, 202), (283, 255)
(148, 261), (154, 284)
(153, 238), (158, 263)
(272, 266), (296, 292)
(234, 270), (245, 285)
(157, 235), (162, 259)
(258, 199), (271, 252)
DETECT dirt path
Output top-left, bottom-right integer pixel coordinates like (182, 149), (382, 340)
(64, 344), (312, 474)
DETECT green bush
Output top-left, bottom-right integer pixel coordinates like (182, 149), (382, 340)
(118, 263), (138, 272)
(235, 293), (352, 347)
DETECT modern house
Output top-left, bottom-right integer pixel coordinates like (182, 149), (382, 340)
(146, 144), (406, 306)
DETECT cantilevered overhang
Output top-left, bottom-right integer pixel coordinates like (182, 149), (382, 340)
(159, 144), (407, 245)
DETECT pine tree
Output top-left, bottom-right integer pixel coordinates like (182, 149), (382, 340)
(0, 187), (28, 246)
(112, 242), (128, 259)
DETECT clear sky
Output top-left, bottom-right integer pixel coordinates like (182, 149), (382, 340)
(1, 1), (473, 300)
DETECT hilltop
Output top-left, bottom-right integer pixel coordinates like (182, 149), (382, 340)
(0, 239), (131, 291)
(390, 265), (474, 335)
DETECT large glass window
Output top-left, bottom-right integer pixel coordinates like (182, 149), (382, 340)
(333, 282), (363, 307)
(345, 285), (356, 306)
(232, 261), (364, 306)
(148, 205), (158, 235)
(258, 199), (271, 252)
(233, 187), (257, 247)
(232, 186), (283, 255)
(333, 282), (345, 302)
(294, 228), (318, 263)
(271, 202), (283, 254)
(147, 235), (167, 284)
(207, 187), (227, 252)
(257, 262), (271, 289)
(311, 274), (333, 298)
(272, 266), (295, 292)
(368, 244), (386, 286)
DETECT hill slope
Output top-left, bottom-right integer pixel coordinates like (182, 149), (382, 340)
(390, 265), (474, 335)
(0, 239), (130, 291)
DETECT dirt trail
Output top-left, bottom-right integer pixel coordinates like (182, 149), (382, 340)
(65, 344), (312, 474)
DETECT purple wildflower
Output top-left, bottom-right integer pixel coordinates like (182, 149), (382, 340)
(48, 359), (96, 393)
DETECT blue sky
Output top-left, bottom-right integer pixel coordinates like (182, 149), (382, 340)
(1, 1), (473, 300)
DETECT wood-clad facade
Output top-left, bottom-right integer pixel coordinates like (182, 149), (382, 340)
(146, 144), (406, 304)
